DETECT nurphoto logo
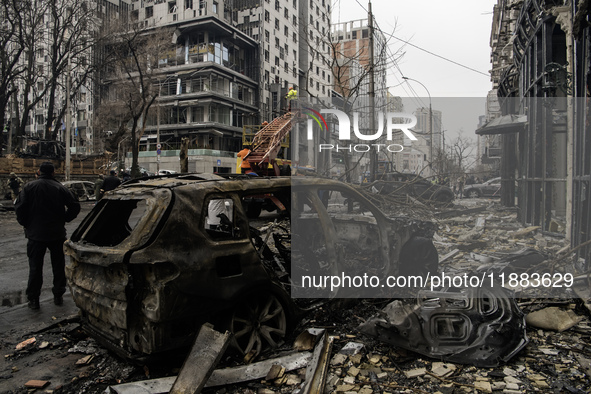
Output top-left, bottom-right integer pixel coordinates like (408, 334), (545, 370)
(304, 109), (418, 152)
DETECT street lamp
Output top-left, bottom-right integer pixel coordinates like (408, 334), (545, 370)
(402, 76), (433, 176)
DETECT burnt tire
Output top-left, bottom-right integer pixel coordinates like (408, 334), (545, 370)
(227, 292), (287, 357)
(398, 236), (438, 277)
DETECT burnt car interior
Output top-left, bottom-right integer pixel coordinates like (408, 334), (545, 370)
(75, 199), (148, 247)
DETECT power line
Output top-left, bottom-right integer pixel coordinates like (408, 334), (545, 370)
(381, 31), (489, 77)
(353, 0), (489, 77)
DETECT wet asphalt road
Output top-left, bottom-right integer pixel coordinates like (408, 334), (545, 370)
(0, 201), (94, 310)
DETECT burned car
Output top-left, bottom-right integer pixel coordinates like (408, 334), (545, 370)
(62, 181), (96, 201)
(369, 173), (454, 204)
(64, 174), (438, 359)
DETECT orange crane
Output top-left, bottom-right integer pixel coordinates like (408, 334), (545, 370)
(244, 112), (295, 176)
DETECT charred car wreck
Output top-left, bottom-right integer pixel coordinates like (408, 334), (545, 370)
(64, 174), (527, 367)
(64, 175), (438, 359)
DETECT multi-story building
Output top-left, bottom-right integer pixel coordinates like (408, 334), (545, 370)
(118, 0), (331, 172)
(4, 0), (128, 156)
(233, 0), (332, 171)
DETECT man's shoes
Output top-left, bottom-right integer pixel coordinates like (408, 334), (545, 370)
(28, 298), (40, 310)
(54, 295), (64, 306)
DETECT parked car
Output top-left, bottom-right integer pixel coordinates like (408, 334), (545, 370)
(64, 174), (438, 359)
(62, 181), (96, 201)
(369, 173), (455, 204)
(157, 169), (177, 175)
(463, 177), (501, 198)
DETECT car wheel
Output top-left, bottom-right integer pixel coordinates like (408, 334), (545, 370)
(228, 292), (287, 357)
(467, 189), (480, 198)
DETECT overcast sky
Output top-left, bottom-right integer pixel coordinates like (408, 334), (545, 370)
(332, 0), (498, 136)
(333, 0), (497, 97)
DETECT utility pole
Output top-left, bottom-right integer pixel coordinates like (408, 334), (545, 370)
(65, 55), (71, 181)
(368, 0), (377, 182)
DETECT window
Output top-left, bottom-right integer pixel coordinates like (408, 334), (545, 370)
(309, 78), (313, 87)
(264, 50), (269, 62)
(275, 18), (279, 30)
(168, 1), (176, 13)
(352, 30), (357, 39)
(184, 0), (193, 9)
(204, 198), (242, 240)
(264, 10), (269, 22)
(309, 15), (313, 24)
(284, 8), (288, 18)
(275, 0), (280, 11)
(265, 30), (269, 42)
(293, 32), (297, 43)
(292, 15), (297, 26)
(146, 6), (153, 17)
(284, 62), (289, 72)
(362, 29), (368, 38)
(284, 26), (288, 36)
(316, 66), (319, 75)
(275, 56), (279, 66)
(212, 1), (217, 13)
(275, 37), (280, 48)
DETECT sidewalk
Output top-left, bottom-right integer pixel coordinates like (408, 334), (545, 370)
(0, 290), (79, 333)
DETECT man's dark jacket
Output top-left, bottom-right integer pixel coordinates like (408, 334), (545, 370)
(102, 175), (121, 192)
(15, 175), (81, 241)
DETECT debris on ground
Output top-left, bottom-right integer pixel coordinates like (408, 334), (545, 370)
(2, 198), (591, 393)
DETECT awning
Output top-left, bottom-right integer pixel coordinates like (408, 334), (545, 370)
(475, 114), (527, 135)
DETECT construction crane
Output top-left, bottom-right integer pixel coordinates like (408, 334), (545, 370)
(243, 112), (295, 176)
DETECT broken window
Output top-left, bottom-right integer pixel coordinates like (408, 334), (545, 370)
(77, 199), (149, 247)
(204, 197), (244, 239)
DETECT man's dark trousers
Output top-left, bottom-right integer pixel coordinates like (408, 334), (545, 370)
(26, 238), (67, 300)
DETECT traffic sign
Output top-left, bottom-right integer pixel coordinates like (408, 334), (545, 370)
(157, 149), (161, 155)
(217, 159), (221, 166)
(157, 143), (162, 149)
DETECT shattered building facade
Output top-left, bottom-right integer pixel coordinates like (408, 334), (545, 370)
(486, 0), (591, 264)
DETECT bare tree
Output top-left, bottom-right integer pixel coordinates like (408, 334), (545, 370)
(449, 129), (476, 178)
(299, 17), (403, 182)
(0, 0), (26, 150)
(2, 0), (103, 153)
(94, 21), (173, 177)
(44, 0), (102, 141)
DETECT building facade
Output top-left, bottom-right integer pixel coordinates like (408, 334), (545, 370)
(486, 0), (591, 263)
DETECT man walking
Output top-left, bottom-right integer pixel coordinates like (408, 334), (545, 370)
(15, 162), (80, 309)
(6, 172), (23, 201)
